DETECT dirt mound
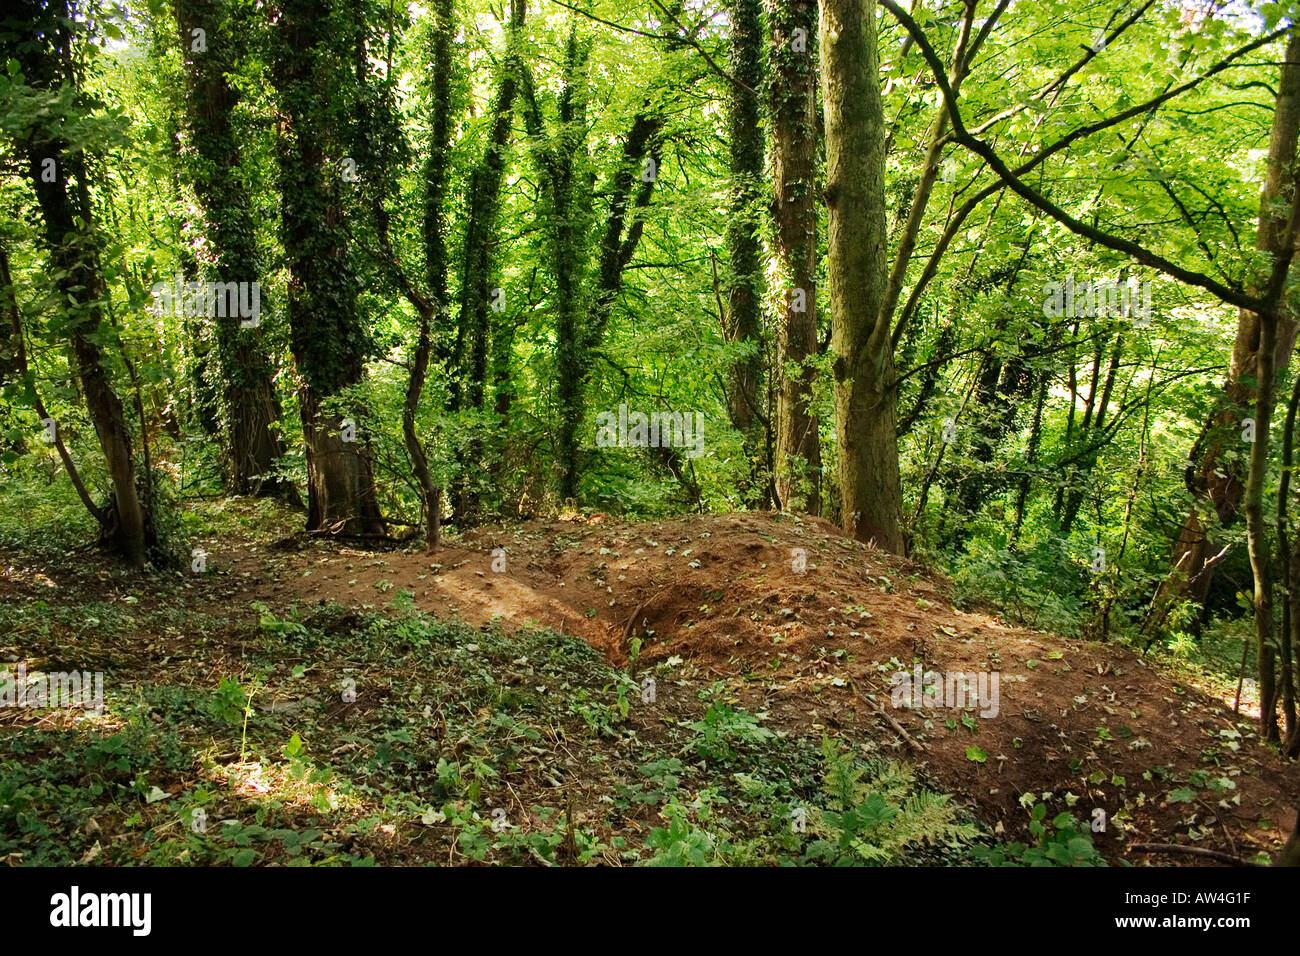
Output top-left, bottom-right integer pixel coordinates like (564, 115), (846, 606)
(211, 510), (1295, 862)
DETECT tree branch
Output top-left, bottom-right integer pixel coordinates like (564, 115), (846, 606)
(879, 0), (1278, 317)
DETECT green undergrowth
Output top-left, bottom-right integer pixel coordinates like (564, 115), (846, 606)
(0, 594), (1103, 866)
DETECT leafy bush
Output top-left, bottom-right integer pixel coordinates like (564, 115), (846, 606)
(951, 538), (1084, 635)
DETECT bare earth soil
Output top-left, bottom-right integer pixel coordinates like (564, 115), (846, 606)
(210, 510), (1295, 863)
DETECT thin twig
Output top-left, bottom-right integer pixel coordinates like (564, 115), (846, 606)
(1129, 843), (1260, 866)
(856, 683), (928, 753)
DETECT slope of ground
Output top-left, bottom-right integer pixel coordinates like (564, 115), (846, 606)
(1, 504), (1294, 864)
(209, 508), (1296, 862)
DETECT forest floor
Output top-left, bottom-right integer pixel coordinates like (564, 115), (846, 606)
(0, 500), (1294, 865)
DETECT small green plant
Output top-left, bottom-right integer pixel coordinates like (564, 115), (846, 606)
(283, 733), (335, 812)
(643, 800), (717, 866)
(238, 676), (261, 762)
(365, 604), (433, 647)
(207, 675), (263, 760)
(491, 806), (608, 866)
(686, 702), (775, 762)
(972, 803), (1106, 866)
(616, 758), (684, 808)
(207, 676), (243, 726)
(251, 603), (307, 636)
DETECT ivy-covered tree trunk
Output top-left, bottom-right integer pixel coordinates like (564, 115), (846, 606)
(769, 0), (821, 514)
(363, 0), (453, 550)
(409, 0), (454, 549)
(450, 0), (526, 523)
(401, 0), (454, 550)
(172, 0), (290, 499)
(270, 0), (382, 535)
(521, 31), (661, 508)
(725, 0), (769, 505)
(457, 51), (519, 417)
(820, 0), (903, 552)
(6, 0), (149, 566)
(571, 111), (662, 503)
(547, 31), (592, 506)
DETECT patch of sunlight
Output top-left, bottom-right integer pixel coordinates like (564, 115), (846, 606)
(207, 757), (362, 815)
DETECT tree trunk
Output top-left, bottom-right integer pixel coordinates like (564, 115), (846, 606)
(1149, 29), (1300, 633)
(1281, 809), (1300, 865)
(450, 0), (526, 522)
(1245, 308), (1280, 742)
(770, 0), (822, 514)
(1060, 331), (1123, 534)
(0, 247), (22, 438)
(298, 389), (381, 533)
(549, 30), (591, 505)
(1241, 29), (1300, 741)
(1011, 351), (1052, 544)
(30, 157), (148, 567)
(6, 0), (148, 566)
(1277, 371), (1300, 742)
(364, 5), (451, 551)
(521, 43), (662, 507)
(270, 0), (382, 535)
(172, 0), (290, 499)
(820, 0), (903, 552)
(725, 0), (769, 505)
(407, 0), (454, 551)
(951, 352), (1033, 545)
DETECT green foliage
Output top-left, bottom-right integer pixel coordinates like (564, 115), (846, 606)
(0, 467), (98, 552)
(0, 0), (1292, 639)
(207, 676), (248, 726)
(0, 719), (194, 865)
(972, 803), (1107, 867)
(950, 539), (1084, 635)
(643, 800), (718, 866)
(686, 701), (776, 763)
(2, 0), (1296, 870)
(803, 738), (976, 865)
